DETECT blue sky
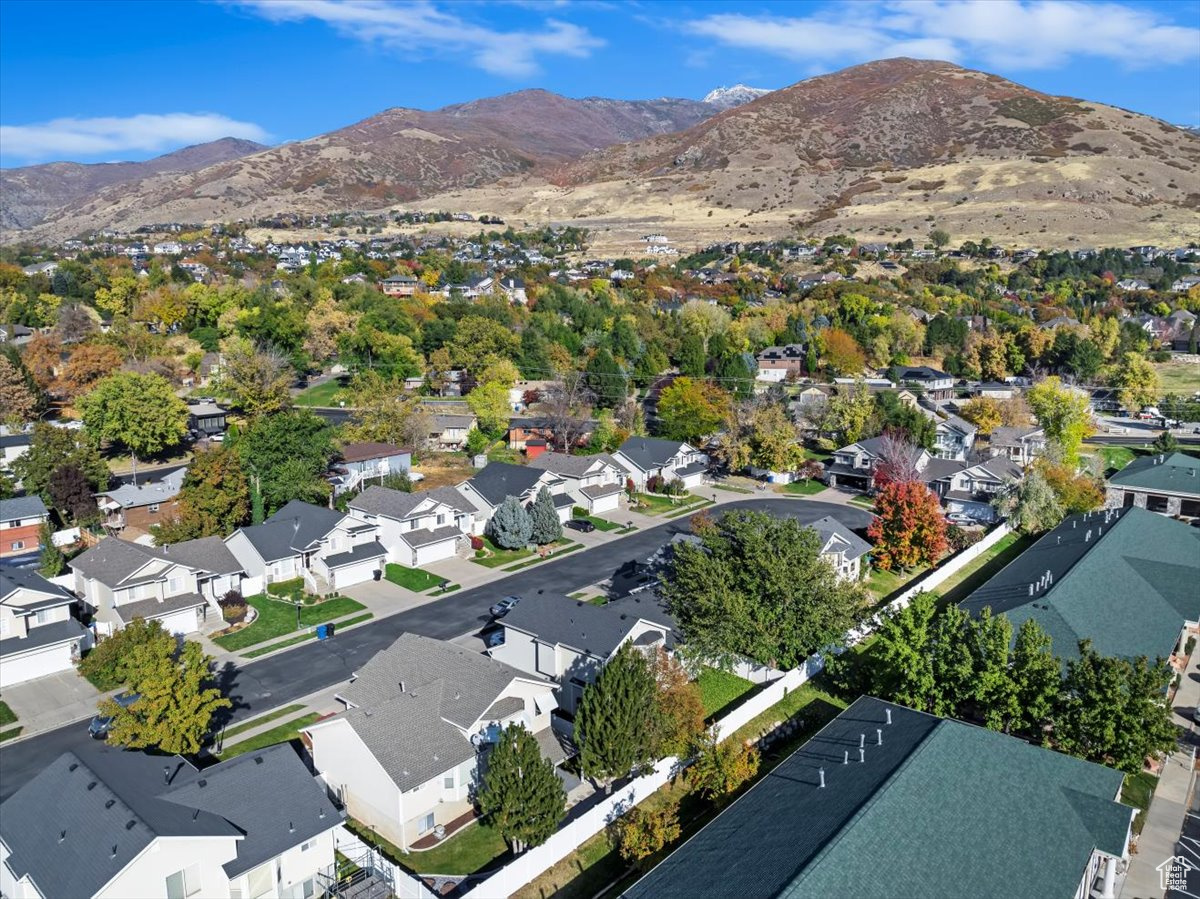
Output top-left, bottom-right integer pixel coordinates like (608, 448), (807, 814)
(1, 0), (1198, 166)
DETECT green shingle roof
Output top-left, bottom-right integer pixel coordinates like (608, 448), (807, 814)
(624, 697), (1132, 899)
(962, 507), (1200, 663)
(1107, 451), (1200, 496)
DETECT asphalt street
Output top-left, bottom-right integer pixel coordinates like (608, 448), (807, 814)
(0, 497), (869, 800)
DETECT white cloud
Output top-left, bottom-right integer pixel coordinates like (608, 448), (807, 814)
(0, 113), (268, 162)
(685, 0), (1200, 71)
(237, 0), (603, 77)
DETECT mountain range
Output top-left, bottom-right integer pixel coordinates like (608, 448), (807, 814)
(4, 60), (1198, 246)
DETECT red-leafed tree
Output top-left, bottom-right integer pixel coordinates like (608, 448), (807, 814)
(867, 481), (948, 571)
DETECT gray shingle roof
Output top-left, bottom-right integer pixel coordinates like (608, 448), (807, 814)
(527, 452), (620, 479)
(116, 591), (207, 624)
(158, 535), (242, 576)
(1108, 451), (1200, 496)
(465, 462), (546, 507)
(350, 485), (474, 520)
(961, 507), (1200, 663)
(323, 542), (386, 569)
(810, 515), (872, 562)
(0, 617), (88, 659)
(236, 500), (345, 562)
(95, 468), (185, 510)
(1, 494), (47, 521)
(624, 696), (1131, 899)
(0, 744), (340, 897)
(501, 593), (673, 659)
(402, 525), (462, 548)
(328, 634), (549, 791)
(72, 535), (242, 587)
(615, 437), (688, 472)
(1, 567), (74, 607)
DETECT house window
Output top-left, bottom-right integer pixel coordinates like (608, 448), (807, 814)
(34, 608), (52, 625)
(165, 864), (202, 899)
(444, 773), (455, 789)
(409, 519), (418, 530)
(301, 839), (315, 852)
(6, 519), (20, 528)
(436, 514), (446, 526)
(168, 577), (182, 595)
(0, 617), (8, 635)
(10, 541), (23, 551)
(420, 812), (436, 834)
(246, 861), (275, 899)
(149, 503), (160, 513)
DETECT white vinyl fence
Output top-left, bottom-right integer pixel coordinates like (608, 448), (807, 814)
(459, 524), (1013, 898)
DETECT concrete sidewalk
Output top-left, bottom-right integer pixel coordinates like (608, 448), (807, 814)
(1121, 653), (1200, 899)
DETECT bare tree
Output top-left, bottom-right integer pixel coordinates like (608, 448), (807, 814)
(56, 304), (98, 344)
(873, 428), (922, 487)
(540, 372), (595, 452)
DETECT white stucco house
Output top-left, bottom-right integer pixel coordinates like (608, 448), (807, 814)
(304, 634), (563, 851)
(808, 516), (872, 582)
(612, 437), (708, 491)
(526, 452), (625, 515)
(0, 743), (342, 899)
(70, 536), (244, 637)
(347, 485), (475, 568)
(225, 500), (385, 595)
(0, 568), (91, 688)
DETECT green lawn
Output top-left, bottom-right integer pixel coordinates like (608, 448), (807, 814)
(697, 667), (757, 718)
(1155, 362), (1200, 395)
(346, 817), (509, 876)
(219, 704), (304, 740)
(473, 536), (536, 568)
(1122, 770), (1158, 835)
(634, 492), (705, 516)
(213, 594), (366, 651)
(0, 701), (16, 727)
(848, 495), (876, 509)
(780, 479), (826, 495)
(486, 444), (522, 464)
(217, 713), (322, 760)
(864, 565), (926, 604)
(385, 563), (446, 592)
(502, 541), (581, 571)
(571, 508), (622, 531)
(802, 448), (833, 462)
(0, 728), (22, 743)
(294, 378), (348, 407)
(935, 532), (1033, 607)
(1084, 443), (1136, 474)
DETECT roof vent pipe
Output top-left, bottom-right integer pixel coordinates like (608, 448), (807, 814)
(818, 768), (825, 789)
(843, 750), (849, 765)
(886, 708), (892, 725)
(859, 747), (865, 763)
(877, 728), (883, 745)
(859, 733), (865, 748)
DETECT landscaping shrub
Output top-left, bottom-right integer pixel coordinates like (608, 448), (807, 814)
(470, 534), (485, 551)
(946, 524), (983, 552)
(219, 590), (248, 623)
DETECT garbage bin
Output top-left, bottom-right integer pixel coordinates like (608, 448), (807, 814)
(316, 624), (329, 640)
(326, 622), (335, 638)
(373, 569), (382, 581)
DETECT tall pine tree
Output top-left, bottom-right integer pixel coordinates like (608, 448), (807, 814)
(487, 495), (533, 549)
(1010, 618), (1060, 736)
(478, 723), (565, 852)
(576, 642), (658, 792)
(529, 487), (562, 546)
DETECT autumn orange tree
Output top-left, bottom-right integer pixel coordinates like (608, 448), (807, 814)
(821, 327), (866, 376)
(867, 481), (948, 570)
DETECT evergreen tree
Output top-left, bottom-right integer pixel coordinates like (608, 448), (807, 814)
(679, 334), (706, 378)
(577, 642), (658, 792)
(930, 604), (974, 717)
(586, 348), (628, 409)
(1153, 430), (1179, 454)
(478, 723), (566, 852)
(529, 487), (562, 546)
(1010, 618), (1060, 736)
(487, 495), (533, 549)
(873, 590), (937, 711)
(37, 522), (64, 578)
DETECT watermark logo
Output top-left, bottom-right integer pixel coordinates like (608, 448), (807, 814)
(1157, 855), (1195, 891)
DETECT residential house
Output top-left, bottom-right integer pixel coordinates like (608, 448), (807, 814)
(187, 402), (227, 438)
(930, 456), (1022, 523)
(526, 452), (625, 515)
(0, 568), (90, 688)
(491, 593), (674, 714)
(809, 516), (871, 581)
(973, 381), (1015, 399)
(929, 411), (977, 461)
(347, 486), (474, 568)
(381, 274), (419, 297)
(225, 500), (385, 595)
(0, 432), (31, 469)
(612, 437), (708, 491)
(754, 344), (806, 383)
(496, 277), (527, 304)
(1103, 452), (1200, 517)
(987, 426), (1046, 467)
(455, 462), (573, 534)
(1, 495), (49, 567)
(330, 442), (412, 496)
(429, 413), (475, 449)
(304, 634), (561, 851)
(0, 324), (33, 345)
(71, 536), (243, 636)
(893, 366), (954, 401)
(508, 380), (556, 412)
(1039, 314), (1082, 330)
(962, 507), (1200, 664)
(94, 468), (186, 533)
(0, 744), (341, 899)
(1116, 278), (1151, 292)
(506, 416), (595, 452)
(1172, 276), (1200, 293)
(824, 437), (933, 492)
(624, 696), (1134, 899)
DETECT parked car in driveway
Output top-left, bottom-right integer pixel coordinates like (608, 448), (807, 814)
(946, 513), (976, 526)
(88, 691), (141, 740)
(489, 595), (521, 619)
(486, 629), (505, 648)
(566, 519), (596, 533)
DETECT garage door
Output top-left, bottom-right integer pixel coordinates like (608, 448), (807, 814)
(0, 642), (75, 688)
(154, 607), (199, 637)
(590, 493), (620, 515)
(414, 539), (457, 567)
(330, 559), (379, 590)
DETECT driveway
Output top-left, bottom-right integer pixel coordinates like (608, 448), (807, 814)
(0, 497), (869, 799)
(1, 671), (103, 736)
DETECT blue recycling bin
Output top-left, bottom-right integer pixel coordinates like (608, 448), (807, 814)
(316, 624), (329, 640)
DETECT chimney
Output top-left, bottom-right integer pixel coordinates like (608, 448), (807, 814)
(818, 768), (825, 789)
